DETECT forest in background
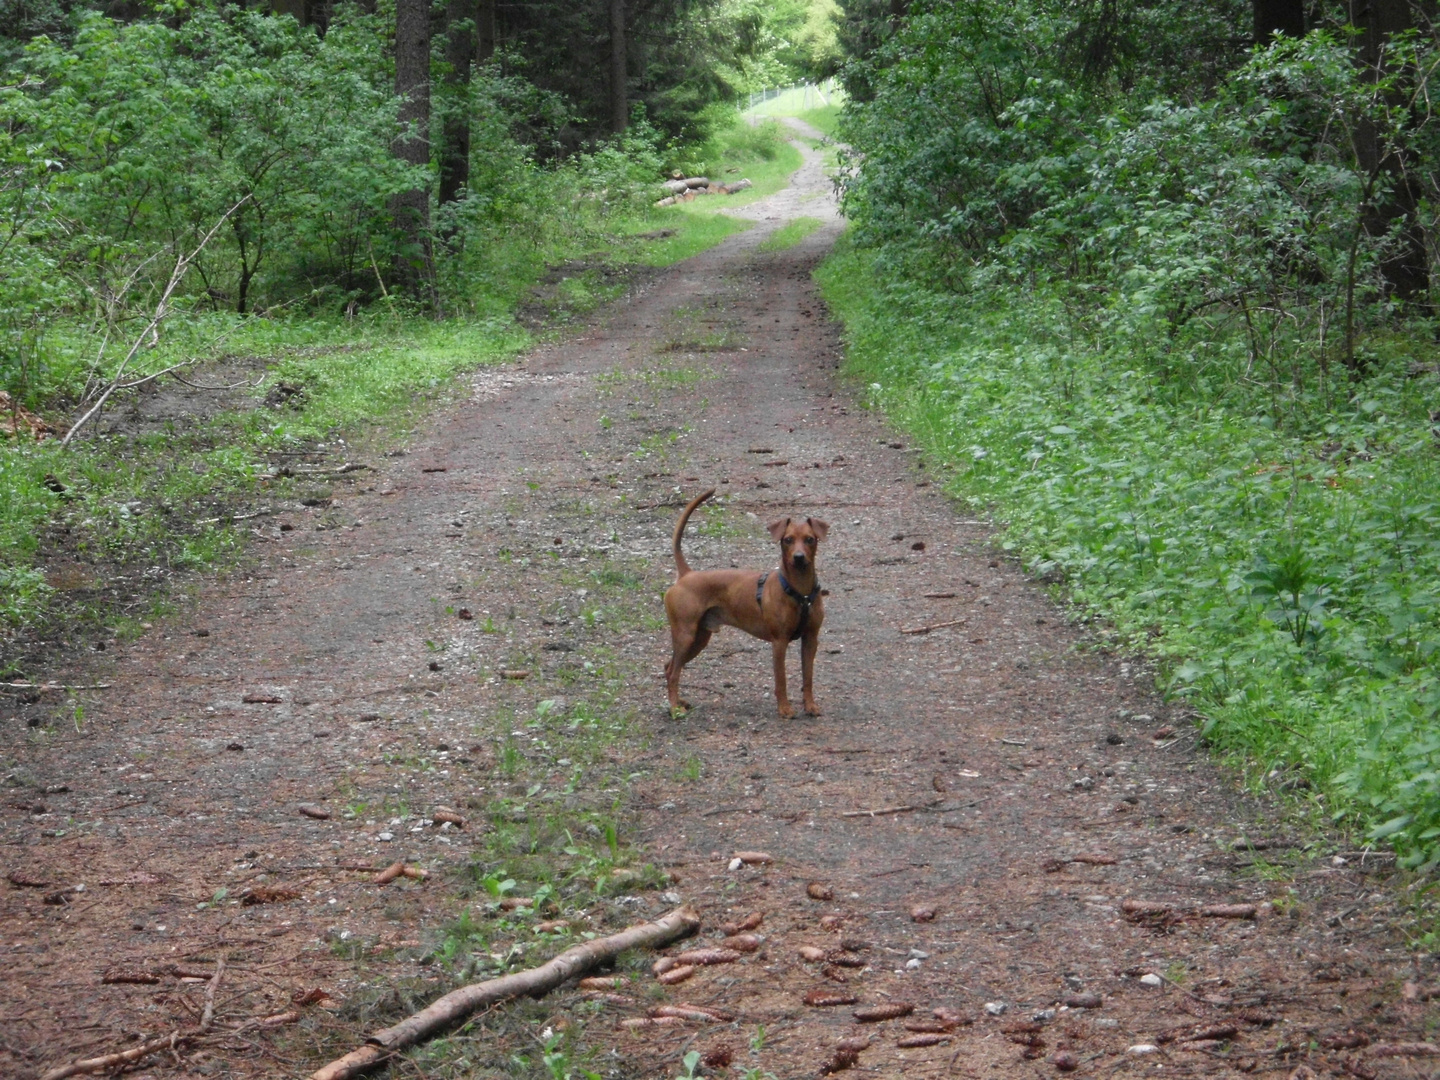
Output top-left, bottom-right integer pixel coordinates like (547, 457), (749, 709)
(0, 0), (830, 650)
(823, 0), (1440, 877)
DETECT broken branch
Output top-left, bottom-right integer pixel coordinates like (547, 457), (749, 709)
(40, 1033), (185, 1080)
(62, 196), (251, 447)
(309, 904), (701, 1080)
(842, 805), (917, 818)
(899, 619), (968, 636)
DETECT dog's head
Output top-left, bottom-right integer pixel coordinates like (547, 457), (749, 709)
(768, 515), (829, 575)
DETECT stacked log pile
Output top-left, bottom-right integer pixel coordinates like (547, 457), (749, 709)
(655, 175), (753, 207)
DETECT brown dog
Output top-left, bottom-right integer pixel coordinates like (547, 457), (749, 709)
(664, 489), (828, 718)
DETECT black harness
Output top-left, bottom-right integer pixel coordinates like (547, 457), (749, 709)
(756, 570), (821, 641)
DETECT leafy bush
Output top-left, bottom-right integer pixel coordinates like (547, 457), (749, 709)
(828, 0), (1440, 867)
(819, 238), (1440, 868)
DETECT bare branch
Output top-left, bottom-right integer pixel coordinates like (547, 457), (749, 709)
(61, 197), (251, 447)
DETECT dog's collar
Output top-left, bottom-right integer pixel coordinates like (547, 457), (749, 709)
(756, 570), (821, 641)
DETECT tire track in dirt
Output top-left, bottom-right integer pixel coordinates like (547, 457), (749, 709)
(1, 132), (1435, 1078)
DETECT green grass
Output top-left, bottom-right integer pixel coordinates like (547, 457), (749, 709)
(625, 213), (752, 266)
(817, 236), (1440, 873)
(796, 104), (842, 136)
(743, 85), (844, 119)
(759, 216), (824, 251)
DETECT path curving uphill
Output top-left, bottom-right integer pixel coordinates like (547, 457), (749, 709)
(2, 122), (1433, 1079)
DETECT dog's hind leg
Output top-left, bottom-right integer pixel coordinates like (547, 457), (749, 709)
(666, 625), (712, 712)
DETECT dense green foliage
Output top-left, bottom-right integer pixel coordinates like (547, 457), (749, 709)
(827, 0), (1440, 868)
(0, 0), (800, 652)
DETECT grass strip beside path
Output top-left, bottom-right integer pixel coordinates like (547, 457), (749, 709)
(817, 238), (1440, 878)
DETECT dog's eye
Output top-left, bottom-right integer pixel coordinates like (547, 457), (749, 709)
(782, 536), (793, 545)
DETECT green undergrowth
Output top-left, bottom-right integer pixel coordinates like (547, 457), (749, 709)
(817, 239), (1440, 874)
(0, 152), (774, 655)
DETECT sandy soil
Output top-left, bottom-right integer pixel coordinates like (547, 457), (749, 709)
(2, 127), (1436, 1080)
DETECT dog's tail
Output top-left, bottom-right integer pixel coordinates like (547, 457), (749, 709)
(672, 488), (715, 579)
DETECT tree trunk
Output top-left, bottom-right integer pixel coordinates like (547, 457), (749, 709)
(609, 0), (627, 133)
(392, 0), (434, 294)
(478, 0), (496, 60)
(439, 0), (476, 207)
(1348, 0), (1428, 303)
(1253, 0), (1304, 43)
(270, 0), (306, 23)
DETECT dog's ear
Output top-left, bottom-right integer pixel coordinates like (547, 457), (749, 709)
(767, 517), (790, 541)
(808, 517), (830, 541)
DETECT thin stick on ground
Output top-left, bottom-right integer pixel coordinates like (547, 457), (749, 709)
(40, 1032), (186, 1080)
(39, 959), (226, 1080)
(898, 619), (967, 635)
(201, 957), (225, 1032)
(309, 904), (702, 1080)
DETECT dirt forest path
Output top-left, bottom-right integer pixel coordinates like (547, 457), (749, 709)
(3, 129), (1436, 1080)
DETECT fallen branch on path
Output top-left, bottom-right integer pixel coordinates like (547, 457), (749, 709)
(41, 1033), (187, 1080)
(309, 904), (701, 1080)
(1, 681), (111, 693)
(899, 619), (968, 635)
(842, 805), (916, 818)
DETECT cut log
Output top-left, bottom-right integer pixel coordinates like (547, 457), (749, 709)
(309, 905), (700, 1080)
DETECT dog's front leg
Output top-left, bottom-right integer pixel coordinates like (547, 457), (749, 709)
(771, 638), (795, 718)
(800, 628), (820, 716)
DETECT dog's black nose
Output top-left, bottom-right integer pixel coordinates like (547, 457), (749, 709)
(792, 552), (808, 567)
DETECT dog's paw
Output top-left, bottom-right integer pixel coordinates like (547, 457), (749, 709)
(669, 702), (691, 719)
(776, 703), (796, 719)
(804, 702), (822, 716)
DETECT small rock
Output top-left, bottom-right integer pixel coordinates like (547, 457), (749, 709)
(807, 882), (834, 901)
(298, 804), (330, 820)
(1072, 776), (1094, 791)
(910, 904), (937, 922)
(376, 831), (394, 842)
(906, 958), (922, 970)
(1128, 1044), (1160, 1055)
(1094, 1018), (1119, 1028)
(1139, 973), (1163, 988)
(1031, 1008), (1056, 1022)
(984, 1002), (1008, 1016)
(1051, 1051), (1079, 1072)
(226, 741), (244, 752)
(1062, 992), (1102, 1009)
(728, 857), (743, 871)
